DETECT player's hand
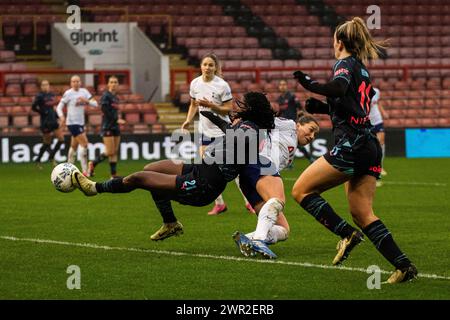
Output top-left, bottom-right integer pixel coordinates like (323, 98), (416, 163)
(181, 120), (190, 131)
(293, 70), (313, 88)
(198, 97), (214, 109)
(76, 97), (89, 105)
(117, 119), (126, 125)
(305, 97), (330, 115)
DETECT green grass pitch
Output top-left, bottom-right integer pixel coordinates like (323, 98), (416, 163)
(0, 157), (449, 299)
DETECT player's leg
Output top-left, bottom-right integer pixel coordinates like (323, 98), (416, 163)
(143, 159), (184, 175)
(149, 189), (184, 241)
(291, 156), (364, 264)
(235, 176), (255, 213)
(346, 174), (417, 283)
(109, 135), (121, 177)
(377, 129), (387, 176)
(89, 136), (113, 176)
(48, 127), (64, 164)
(75, 132), (89, 175)
(200, 143), (227, 215)
(35, 132), (52, 165)
(68, 136), (78, 164)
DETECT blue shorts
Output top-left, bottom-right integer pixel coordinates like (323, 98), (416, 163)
(239, 162), (280, 208)
(67, 125), (85, 137)
(372, 123), (385, 134)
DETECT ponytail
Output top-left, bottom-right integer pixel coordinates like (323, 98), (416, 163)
(335, 17), (387, 62)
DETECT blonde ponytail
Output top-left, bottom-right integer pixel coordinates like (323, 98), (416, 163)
(335, 17), (387, 62)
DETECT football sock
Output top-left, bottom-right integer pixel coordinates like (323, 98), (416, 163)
(68, 147), (76, 164)
(253, 198), (284, 241)
(362, 219), (412, 269)
(215, 194), (225, 206)
(79, 146), (88, 173)
(95, 177), (135, 193)
(36, 143), (50, 162)
(234, 176), (250, 205)
(300, 193), (356, 239)
(247, 225), (289, 244)
(109, 162), (117, 176)
(93, 152), (107, 167)
(48, 140), (63, 161)
(151, 191), (177, 224)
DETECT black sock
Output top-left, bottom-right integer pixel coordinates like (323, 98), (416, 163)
(363, 220), (412, 269)
(151, 191), (177, 224)
(48, 141), (63, 161)
(300, 193), (356, 238)
(95, 177), (135, 193)
(93, 153), (107, 166)
(109, 162), (117, 176)
(299, 146), (314, 163)
(35, 143), (50, 162)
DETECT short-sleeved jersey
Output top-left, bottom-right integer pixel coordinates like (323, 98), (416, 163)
(369, 88), (383, 126)
(100, 90), (120, 131)
(260, 117), (298, 172)
(189, 75), (232, 138)
(327, 56), (375, 142)
(32, 92), (58, 124)
(203, 120), (268, 182)
(57, 88), (93, 126)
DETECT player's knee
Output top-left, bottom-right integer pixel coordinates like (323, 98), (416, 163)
(291, 187), (306, 203)
(267, 197), (285, 211)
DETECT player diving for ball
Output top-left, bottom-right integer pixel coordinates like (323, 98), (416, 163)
(70, 92), (277, 242)
(202, 110), (319, 259)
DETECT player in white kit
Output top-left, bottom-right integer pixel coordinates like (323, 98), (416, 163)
(369, 87), (388, 183)
(56, 75), (98, 176)
(181, 53), (254, 215)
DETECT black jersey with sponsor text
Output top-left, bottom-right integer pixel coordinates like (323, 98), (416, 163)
(327, 55), (376, 143)
(32, 92), (58, 127)
(100, 90), (120, 131)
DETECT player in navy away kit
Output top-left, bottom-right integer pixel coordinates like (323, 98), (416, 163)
(32, 80), (64, 166)
(88, 76), (125, 178)
(291, 17), (417, 283)
(70, 92), (275, 242)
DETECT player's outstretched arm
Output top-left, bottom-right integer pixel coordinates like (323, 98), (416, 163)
(293, 71), (348, 98)
(305, 98), (330, 115)
(200, 111), (230, 133)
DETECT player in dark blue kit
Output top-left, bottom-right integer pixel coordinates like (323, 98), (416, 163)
(71, 92), (275, 242)
(88, 76), (125, 178)
(32, 79), (64, 167)
(291, 17), (417, 284)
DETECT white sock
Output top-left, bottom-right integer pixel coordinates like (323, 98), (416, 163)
(246, 225), (289, 244)
(80, 146), (88, 173)
(381, 144), (386, 168)
(68, 147), (76, 164)
(215, 194), (225, 206)
(235, 176), (250, 205)
(252, 198), (284, 241)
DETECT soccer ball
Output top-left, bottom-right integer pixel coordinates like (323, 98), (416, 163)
(51, 163), (80, 193)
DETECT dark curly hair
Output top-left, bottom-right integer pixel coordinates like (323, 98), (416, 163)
(234, 92), (275, 130)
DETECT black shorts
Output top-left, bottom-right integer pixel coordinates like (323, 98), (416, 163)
(67, 125), (85, 137)
(173, 163), (227, 206)
(371, 123), (385, 134)
(41, 122), (59, 134)
(101, 128), (120, 137)
(239, 163), (280, 208)
(324, 135), (382, 179)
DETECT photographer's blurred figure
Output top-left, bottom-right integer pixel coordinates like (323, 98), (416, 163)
(276, 80), (315, 164)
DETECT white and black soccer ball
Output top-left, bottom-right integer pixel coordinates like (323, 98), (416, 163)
(51, 163), (80, 193)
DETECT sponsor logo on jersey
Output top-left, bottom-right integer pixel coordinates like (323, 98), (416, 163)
(334, 68), (350, 77)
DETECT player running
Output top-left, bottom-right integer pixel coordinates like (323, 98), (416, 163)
(32, 79), (64, 167)
(204, 110), (319, 259)
(369, 87), (388, 185)
(88, 76), (125, 178)
(56, 75), (98, 176)
(291, 17), (417, 283)
(70, 92), (275, 241)
(181, 53), (254, 215)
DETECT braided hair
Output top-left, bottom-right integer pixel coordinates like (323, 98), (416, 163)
(234, 92), (275, 130)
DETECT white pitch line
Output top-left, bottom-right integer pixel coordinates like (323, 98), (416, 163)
(1, 235), (449, 281)
(284, 178), (447, 187)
